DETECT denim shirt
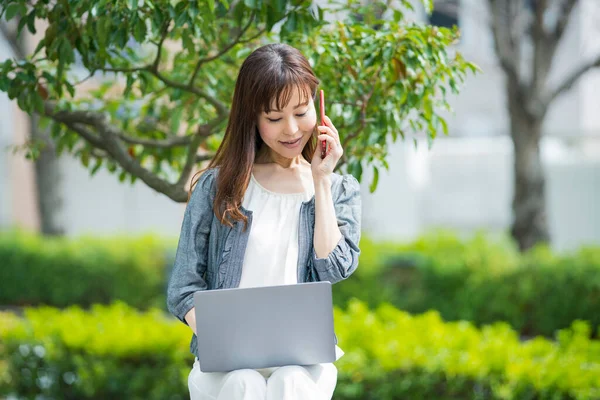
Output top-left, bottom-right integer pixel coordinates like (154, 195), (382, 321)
(166, 167), (362, 358)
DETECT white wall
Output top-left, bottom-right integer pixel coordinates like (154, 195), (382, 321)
(58, 155), (185, 237)
(0, 91), (12, 227)
(0, 34), (39, 231)
(360, 136), (600, 252)
(580, 0), (600, 135)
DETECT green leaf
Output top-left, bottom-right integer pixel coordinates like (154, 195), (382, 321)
(369, 166), (379, 193)
(170, 107), (184, 134)
(282, 12), (297, 32)
(133, 18), (147, 42)
(17, 15), (28, 35)
(349, 161), (363, 182)
(38, 117), (51, 131)
(107, 161), (117, 173)
(266, 4), (277, 31)
(4, 3), (26, 21)
(32, 93), (44, 114)
(175, 9), (188, 26)
(81, 151), (90, 167)
(58, 38), (74, 64)
(124, 74), (135, 97)
(236, 47), (252, 59)
(439, 116), (448, 136)
(181, 31), (194, 52)
(26, 10), (36, 34)
(423, 98), (433, 121)
(91, 158), (103, 176)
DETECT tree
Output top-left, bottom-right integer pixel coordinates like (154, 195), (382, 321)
(0, 0), (476, 204)
(487, 0), (600, 251)
(0, 19), (64, 236)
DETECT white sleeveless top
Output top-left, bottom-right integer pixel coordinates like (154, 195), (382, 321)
(240, 172), (344, 371)
(239, 173), (314, 288)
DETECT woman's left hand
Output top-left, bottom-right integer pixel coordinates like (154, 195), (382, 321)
(311, 115), (343, 180)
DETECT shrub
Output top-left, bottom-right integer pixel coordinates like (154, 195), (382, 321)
(1, 301), (598, 399)
(3, 228), (599, 339)
(0, 303), (190, 399)
(334, 231), (600, 339)
(0, 229), (174, 310)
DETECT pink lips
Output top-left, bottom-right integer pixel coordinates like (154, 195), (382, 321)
(280, 137), (302, 148)
(281, 138), (301, 144)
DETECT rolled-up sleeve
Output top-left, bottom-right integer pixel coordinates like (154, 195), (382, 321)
(312, 174), (362, 284)
(167, 170), (215, 324)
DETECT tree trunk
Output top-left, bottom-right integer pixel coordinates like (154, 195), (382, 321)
(508, 102), (550, 251)
(31, 115), (64, 236)
(13, 31), (65, 236)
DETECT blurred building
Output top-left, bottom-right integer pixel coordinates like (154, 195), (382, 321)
(0, 0), (599, 251)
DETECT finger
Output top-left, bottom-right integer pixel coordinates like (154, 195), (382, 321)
(317, 134), (343, 153)
(324, 116), (339, 136)
(317, 133), (337, 144)
(317, 125), (339, 142)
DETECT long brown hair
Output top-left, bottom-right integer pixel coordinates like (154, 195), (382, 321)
(189, 43), (320, 231)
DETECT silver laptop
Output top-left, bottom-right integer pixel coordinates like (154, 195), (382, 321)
(193, 281), (337, 372)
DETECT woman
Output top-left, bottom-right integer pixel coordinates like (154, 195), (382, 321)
(167, 43), (362, 400)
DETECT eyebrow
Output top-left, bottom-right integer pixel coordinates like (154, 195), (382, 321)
(267, 101), (309, 113)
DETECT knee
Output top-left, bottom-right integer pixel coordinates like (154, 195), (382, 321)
(268, 365), (310, 385)
(320, 363), (338, 381)
(222, 369), (267, 392)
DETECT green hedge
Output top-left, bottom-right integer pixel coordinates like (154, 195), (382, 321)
(1, 302), (598, 400)
(3, 229), (600, 339)
(0, 229), (173, 310)
(333, 231), (600, 338)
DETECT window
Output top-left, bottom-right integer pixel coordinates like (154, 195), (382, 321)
(428, 0), (459, 28)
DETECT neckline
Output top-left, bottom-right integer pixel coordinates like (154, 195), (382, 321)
(250, 173), (312, 197)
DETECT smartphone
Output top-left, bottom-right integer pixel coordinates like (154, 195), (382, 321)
(319, 89), (326, 159)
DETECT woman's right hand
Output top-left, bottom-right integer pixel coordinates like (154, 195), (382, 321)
(184, 307), (197, 336)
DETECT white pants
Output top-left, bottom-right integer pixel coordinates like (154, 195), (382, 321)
(188, 358), (338, 400)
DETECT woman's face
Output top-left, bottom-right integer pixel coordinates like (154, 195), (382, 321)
(257, 85), (317, 163)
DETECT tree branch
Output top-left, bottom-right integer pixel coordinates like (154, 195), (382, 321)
(90, 148), (108, 158)
(120, 111), (223, 148)
(153, 21), (171, 71)
(176, 127), (206, 187)
(554, 0), (577, 41)
(150, 68), (229, 118)
(94, 14), (230, 120)
(531, 0), (550, 96)
(100, 63), (230, 119)
(529, 0), (583, 117)
(487, 0), (522, 87)
(195, 153), (215, 164)
(237, 27), (266, 44)
(342, 67), (380, 150)
(189, 13), (256, 86)
(543, 54), (600, 107)
(117, 132), (193, 148)
(44, 103), (190, 202)
(94, 116), (189, 202)
(62, 121), (105, 149)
